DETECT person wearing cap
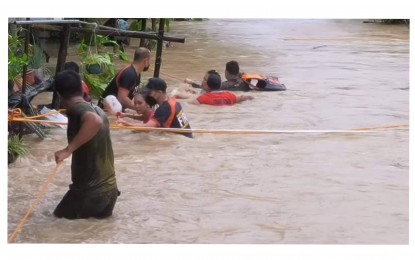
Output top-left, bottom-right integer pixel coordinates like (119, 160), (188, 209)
(99, 47), (151, 111)
(117, 77), (193, 138)
(189, 72), (254, 106)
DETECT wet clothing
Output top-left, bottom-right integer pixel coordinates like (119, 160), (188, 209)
(221, 73), (250, 91)
(196, 91), (237, 106)
(189, 74), (250, 92)
(149, 98), (193, 138)
(143, 110), (155, 124)
(54, 102), (119, 219)
(53, 188), (120, 219)
(100, 65), (141, 109)
(221, 79), (250, 91)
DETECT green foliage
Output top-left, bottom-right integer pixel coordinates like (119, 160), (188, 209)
(8, 33), (50, 85)
(77, 35), (129, 98)
(8, 34), (29, 82)
(83, 73), (113, 98)
(8, 135), (28, 157)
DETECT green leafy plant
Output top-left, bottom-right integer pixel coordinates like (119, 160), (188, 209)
(8, 135), (28, 164)
(8, 34), (29, 82)
(77, 35), (129, 98)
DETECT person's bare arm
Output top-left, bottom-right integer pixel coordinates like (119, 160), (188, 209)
(117, 117), (159, 127)
(117, 87), (135, 110)
(236, 95), (254, 103)
(184, 78), (201, 89)
(55, 112), (102, 163)
(118, 112), (144, 121)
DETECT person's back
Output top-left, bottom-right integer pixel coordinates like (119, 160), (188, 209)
(67, 102), (117, 194)
(197, 74), (238, 106)
(193, 73), (253, 106)
(53, 70), (119, 219)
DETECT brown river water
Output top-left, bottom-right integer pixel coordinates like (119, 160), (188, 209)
(6, 19), (409, 250)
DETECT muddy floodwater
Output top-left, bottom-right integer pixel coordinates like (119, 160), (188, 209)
(8, 19), (409, 247)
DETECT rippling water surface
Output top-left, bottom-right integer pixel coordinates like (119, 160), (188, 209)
(8, 19), (409, 245)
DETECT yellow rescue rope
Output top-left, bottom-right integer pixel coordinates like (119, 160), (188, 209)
(7, 108), (409, 134)
(8, 162), (63, 243)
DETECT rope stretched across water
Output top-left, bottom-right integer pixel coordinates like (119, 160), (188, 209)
(8, 162), (63, 243)
(8, 108), (409, 134)
(8, 118), (409, 135)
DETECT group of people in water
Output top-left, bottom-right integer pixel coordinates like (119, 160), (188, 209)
(54, 47), (275, 220)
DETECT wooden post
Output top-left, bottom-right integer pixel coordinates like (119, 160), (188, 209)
(139, 18), (147, 47)
(19, 24), (31, 138)
(51, 24), (70, 109)
(153, 19), (165, 77)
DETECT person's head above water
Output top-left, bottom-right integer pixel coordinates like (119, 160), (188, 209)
(225, 60), (240, 76)
(206, 73), (222, 91)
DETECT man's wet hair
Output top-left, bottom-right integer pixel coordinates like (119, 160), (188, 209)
(207, 69), (220, 77)
(226, 60), (239, 76)
(54, 70), (83, 99)
(207, 73), (222, 90)
(64, 61), (80, 73)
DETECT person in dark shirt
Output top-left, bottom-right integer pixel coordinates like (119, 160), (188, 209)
(99, 47), (151, 111)
(183, 60), (250, 92)
(54, 70), (119, 219)
(221, 60), (250, 91)
(117, 77), (193, 138)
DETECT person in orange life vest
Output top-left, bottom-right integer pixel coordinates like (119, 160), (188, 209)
(64, 61), (92, 102)
(189, 73), (254, 106)
(116, 90), (157, 124)
(99, 47), (151, 111)
(117, 78), (193, 138)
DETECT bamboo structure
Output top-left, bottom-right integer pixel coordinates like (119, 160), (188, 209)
(10, 18), (185, 111)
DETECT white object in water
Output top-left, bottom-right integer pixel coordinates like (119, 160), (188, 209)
(103, 95), (122, 115)
(39, 107), (67, 129)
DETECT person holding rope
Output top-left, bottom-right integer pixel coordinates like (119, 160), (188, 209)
(117, 77), (193, 138)
(98, 47), (151, 111)
(54, 70), (120, 220)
